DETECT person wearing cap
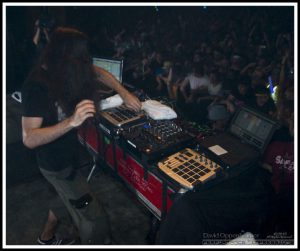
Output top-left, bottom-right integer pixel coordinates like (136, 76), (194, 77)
(249, 84), (277, 117)
(225, 77), (254, 113)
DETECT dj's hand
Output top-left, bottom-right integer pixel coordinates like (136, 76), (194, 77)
(122, 92), (142, 112)
(69, 100), (96, 127)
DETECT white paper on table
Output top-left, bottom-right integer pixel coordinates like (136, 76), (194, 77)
(208, 145), (228, 156)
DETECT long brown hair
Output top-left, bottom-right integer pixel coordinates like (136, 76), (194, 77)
(30, 27), (99, 115)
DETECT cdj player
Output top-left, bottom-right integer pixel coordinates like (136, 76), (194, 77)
(122, 119), (195, 161)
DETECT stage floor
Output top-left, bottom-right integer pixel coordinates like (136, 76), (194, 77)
(5, 150), (151, 245)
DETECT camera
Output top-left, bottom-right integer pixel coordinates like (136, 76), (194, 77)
(39, 16), (51, 29)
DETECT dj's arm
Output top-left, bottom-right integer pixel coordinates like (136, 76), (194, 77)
(22, 100), (95, 149)
(93, 65), (141, 111)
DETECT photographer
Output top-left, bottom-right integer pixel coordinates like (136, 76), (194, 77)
(32, 15), (54, 60)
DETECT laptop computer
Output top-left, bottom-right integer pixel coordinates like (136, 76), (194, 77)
(199, 105), (279, 169)
(92, 56), (123, 83)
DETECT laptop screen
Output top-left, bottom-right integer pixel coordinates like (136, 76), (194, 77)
(229, 106), (278, 152)
(93, 57), (123, 83)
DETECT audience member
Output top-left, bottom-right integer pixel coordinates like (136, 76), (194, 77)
(155, 60), (173, 93)
(178, 64), (210, 104)
(225, 76), (254, 113)
(262, 100), (294, 236)
(249, 85), (277, 117)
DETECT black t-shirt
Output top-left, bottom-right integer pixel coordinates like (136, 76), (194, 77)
(22, 72), (79, 171)
(248, 97), (277, 116)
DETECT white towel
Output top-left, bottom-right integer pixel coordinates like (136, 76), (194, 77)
(142, 100), (177, 120)
(99, 94), (123, 110)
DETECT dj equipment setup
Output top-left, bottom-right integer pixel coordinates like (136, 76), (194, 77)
(78, 98), (278, 220)
(76, 59), (281, 244)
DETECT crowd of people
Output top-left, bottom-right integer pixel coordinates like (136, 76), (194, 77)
(92, 7), (294, 126)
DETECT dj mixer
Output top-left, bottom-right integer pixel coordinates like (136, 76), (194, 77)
(122, 120), (195, 161)
(158, 148), (221, 190)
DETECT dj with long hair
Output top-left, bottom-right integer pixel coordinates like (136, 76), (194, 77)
(21, 27), (141, 245)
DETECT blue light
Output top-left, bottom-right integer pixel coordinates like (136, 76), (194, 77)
(268, 76), (274, 94)
(203, 6), (207, 9)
